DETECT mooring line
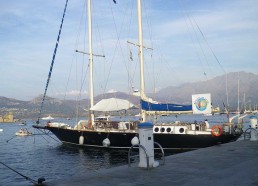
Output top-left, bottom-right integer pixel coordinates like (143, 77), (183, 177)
(35, 128), (60, 142)
(0, 161), (45, 185)
(6, 135), (17, 143)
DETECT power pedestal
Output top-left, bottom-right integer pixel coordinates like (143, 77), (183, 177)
(138, 122), (159, 168)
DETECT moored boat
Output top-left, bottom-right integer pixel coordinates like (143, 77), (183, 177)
(15, 128), (32, 136)
(33, 0), (243, 150)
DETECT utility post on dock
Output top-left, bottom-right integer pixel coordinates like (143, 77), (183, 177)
(138, 122), (159, 168)
(250, 115), (258, 141)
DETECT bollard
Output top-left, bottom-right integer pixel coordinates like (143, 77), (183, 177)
(138, 122), (159, 168)
(250, 115), (257, 141)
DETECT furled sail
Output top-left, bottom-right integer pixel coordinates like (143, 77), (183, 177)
(90, 98), (135, 112)
(141, 99), (192, 112)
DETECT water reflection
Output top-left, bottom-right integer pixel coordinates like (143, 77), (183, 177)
(56, 144), (129, 170)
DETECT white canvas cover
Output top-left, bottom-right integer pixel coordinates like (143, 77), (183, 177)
(192, 93), (212, 114)
(90, 98), (135, 112)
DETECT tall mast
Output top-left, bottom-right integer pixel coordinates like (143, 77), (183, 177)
(238, 79), (240, 113)
(88, 0), (94, 124)
(137, 0), (146, 122)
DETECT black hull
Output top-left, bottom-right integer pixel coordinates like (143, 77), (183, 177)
(33, 125), (241, 150)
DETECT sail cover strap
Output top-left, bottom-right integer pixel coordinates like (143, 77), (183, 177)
(37, 0), (69, 124)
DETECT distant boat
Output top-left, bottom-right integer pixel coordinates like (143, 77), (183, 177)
(15, 128), (32, 136)
(0, 129), (3, 132)
(18, 121), (26, 126)
(42, 115), (54, 120)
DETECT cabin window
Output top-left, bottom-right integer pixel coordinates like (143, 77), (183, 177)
(179, 128), (184, 133)
(161, 127), (165, 132)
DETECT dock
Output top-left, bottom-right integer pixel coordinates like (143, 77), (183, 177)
(46, 140), (258, 186)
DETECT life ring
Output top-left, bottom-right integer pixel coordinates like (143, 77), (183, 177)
(211, 125), (223, 137)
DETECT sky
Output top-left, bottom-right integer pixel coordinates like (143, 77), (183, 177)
(0, 0), (257, 101)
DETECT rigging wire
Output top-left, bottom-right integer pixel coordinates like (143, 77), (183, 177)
(142, 0), (156, 96)
(91, 1), (108, 99)
(189, 16), (227, 108)
(179, 1), (227, 109)
(101, 1), (133, 96)
(34, 128), (61, 142)
(180, 1), (226, 73)
(179, 1), (211, 79)
(63, 0), (87, 103)
(125, 1), (140, 95)
(63, 0), (88, 121)
(188, 14), (230, 110)
(36, 0), (69, 124)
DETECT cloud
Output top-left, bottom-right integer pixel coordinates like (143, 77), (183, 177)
(54, 90), (88, 97)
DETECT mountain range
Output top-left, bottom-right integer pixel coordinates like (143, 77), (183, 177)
(153, 71), (258, 109)
(0, 71), (257, 119)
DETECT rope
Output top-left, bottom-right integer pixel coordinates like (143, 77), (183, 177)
(34, 128), (61, 143)
(36, 0), (69, 124)
(0, 161), (39, 185)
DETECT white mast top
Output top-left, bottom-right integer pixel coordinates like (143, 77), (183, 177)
(137, 0), (146, 122)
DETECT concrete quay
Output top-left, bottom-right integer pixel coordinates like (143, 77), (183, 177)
(46, 140), (258, 186)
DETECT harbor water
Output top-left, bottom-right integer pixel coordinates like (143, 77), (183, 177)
(0, 114), (250, 186)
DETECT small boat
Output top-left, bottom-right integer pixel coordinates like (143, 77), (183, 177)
(18, 121), (27, 126)
(15, 128), (32, 136)
(0, 129), (3, 132)
(42, 115), (54, 120)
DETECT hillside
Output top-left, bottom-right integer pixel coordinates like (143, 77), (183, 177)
(0, 71), (257, 119)
(154, 71), (258, 110)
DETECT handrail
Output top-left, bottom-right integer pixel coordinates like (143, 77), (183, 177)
(243, 128), (258, 140)
(154, 142), (165, 165)
(128, 144), (149, 169)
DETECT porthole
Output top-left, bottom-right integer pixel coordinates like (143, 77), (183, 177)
(154, 127), (159, 132)
(166, 128), (171, 133)
(161, 127), (165, 132)
(179, 128), (184, 133)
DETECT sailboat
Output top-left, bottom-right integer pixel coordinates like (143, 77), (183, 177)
(33, 0), (243, 150)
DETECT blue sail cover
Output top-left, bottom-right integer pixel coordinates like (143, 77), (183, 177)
(141, 99), (192, 112)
